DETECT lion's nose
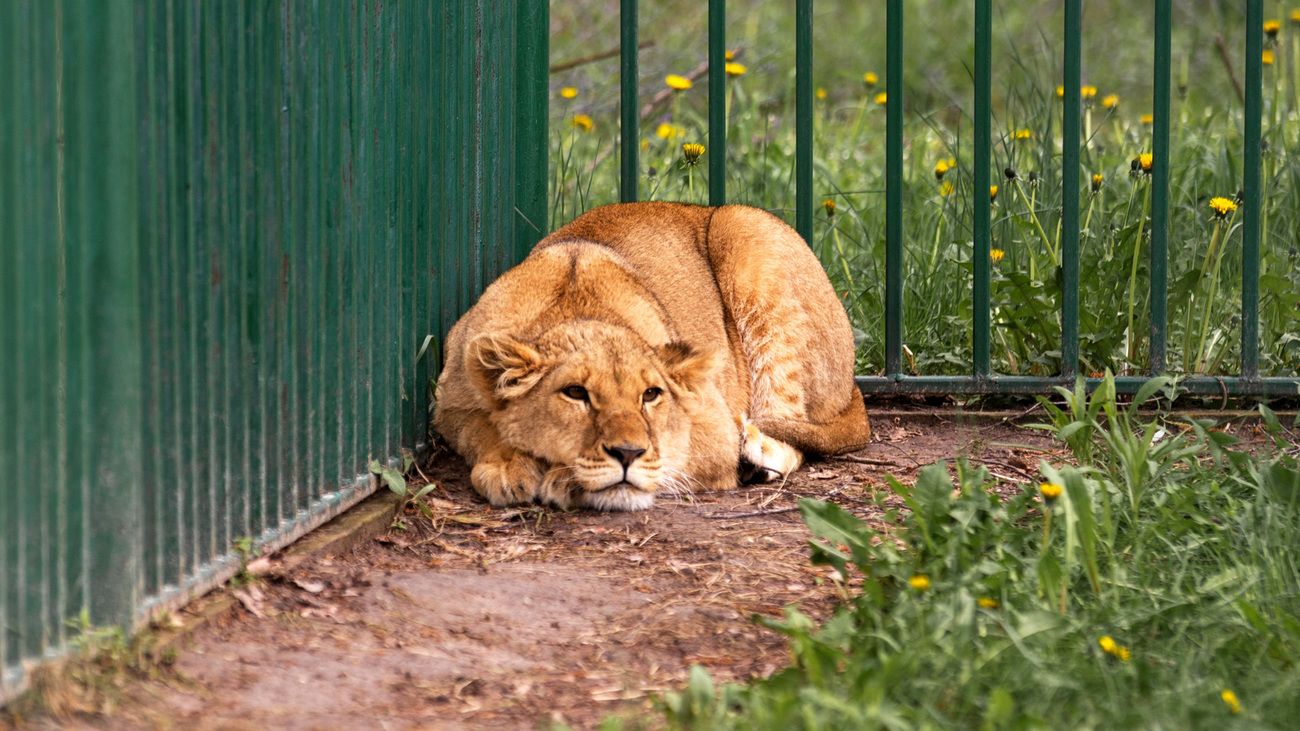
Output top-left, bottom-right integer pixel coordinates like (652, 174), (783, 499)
(603, 444), (646, 468)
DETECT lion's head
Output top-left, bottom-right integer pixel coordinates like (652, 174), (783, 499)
(466, 321), (717, 511)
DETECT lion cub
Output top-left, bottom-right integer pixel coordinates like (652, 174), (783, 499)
(434, 202), (869, 511)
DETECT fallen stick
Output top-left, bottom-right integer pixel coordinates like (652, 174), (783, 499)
(829, 454), (895, 466)
(550, 39), (656, 74)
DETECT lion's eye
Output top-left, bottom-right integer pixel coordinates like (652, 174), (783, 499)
(561, 385), (589, 401)
(642, 387), (663, 403)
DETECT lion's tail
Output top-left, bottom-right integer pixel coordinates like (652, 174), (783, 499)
(753, 393), (870, 457)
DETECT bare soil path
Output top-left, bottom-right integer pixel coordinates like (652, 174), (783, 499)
(20, 411), (1068, 730)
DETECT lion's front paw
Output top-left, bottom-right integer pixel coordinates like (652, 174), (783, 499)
(470, 454), (544, 506)
(740, 423), (803, 483)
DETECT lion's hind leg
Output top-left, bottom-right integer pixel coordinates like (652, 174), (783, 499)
(739, 422), (803, 483)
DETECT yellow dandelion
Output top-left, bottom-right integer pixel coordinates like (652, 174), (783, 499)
(1264, 19), (1281, 38)
(666, 74), (693, 91)
(1098, 636), (1117, 654)
(1092, 173), (1104, 193)
(1081, 85), (1098, 102)
(1056, 85), (1065, 98)
(682, 142), (705, 165)
(1140, 153), (1153, 172)
(816, 87), (827, 100)
(656, 123), (680, 140)
(1014, 128), (1033, 140)
(1102, 93), (1119, 110)
(725, 62), (747, 77)
(990, 248), (1005, 264)
(977, 597), (1000, 609)
(571, 114), (593, 133)
(1221, 690), (1241, 713)
(940, 181), (954, 197)
(560, 87), (578, 99)
(990, 185), (999, 203)
(1117, 646), (1131, 662)
(875, 92), (888, 105)
(1209, 196), (1238, 219)
(823, 199), (836, 218)
(1040, 482), (1063, 500)
(1262, 49), (1275, 65)
(1141, 113), (1154, 125)
(934, 159), (951, 179)
(725, 50), (735, 61)
(1292, 10), (1300, 25)
(863, 71), (879, 86)
(908, 575), (931, 591)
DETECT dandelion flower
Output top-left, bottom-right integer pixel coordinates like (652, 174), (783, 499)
(1209, 196), (1238, 219)
(725, 50), (735, 61)
(934, 159), (951, 180)
(1039, 482), (1063, 500)
(571, 114), (593, 133)
(1102, 94), (1119, 110)
(1222, 690), (1242, 713)
(908, 575), (931, 591)
(725, 62), (747, 77)
(560, 87), (578, 99)
(990, 249), (1005, 264)
(656, 123), (683, 140)
(1141, 113), (1154, 125)
(1131, 153), (1153, 176)
(666, 74), (693, 91)
(1056, 85), (1065, 98)
(990, 185), (999, 203)
(1292, 10), (1300, 25)
(940, 182), (954, 197)
(1081, 85), (1098, 103)
(1099, 636), (1117, 654)
(1262, 49), (1275, 65)
(823, 199), (836, 218)
(682, 142), (705, 165)
(977, 597), (1000, 609)
(1264, 19), (1281, 39)
(816, 87), (827, 100)
(863, 71), (879, 86)
(875, 92), (887, 105)
(1117, 646), (1131, 662)
(1092, 173), (1104, 193)
(1014, 128), (1033, 140)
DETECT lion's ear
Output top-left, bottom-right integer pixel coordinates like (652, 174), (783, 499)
(657, 341), (721, 394)
(466, 334), (548, 403)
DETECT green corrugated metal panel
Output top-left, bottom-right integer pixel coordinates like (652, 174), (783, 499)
(1, 0), (545, 703)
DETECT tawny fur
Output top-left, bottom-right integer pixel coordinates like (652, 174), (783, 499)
(433, 202), (870, 511)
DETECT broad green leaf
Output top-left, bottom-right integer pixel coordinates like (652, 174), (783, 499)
(369, 459), (407, 496)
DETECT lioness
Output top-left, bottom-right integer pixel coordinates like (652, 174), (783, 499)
(433, 202), (869, 511)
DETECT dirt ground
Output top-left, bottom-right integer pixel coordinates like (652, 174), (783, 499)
(17, 410), (1074, 730)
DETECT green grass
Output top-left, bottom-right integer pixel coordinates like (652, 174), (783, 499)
(654, 379), (1300, 729)
(548, 1), (1300, 378)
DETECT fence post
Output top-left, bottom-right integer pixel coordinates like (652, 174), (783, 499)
(515, 0), (548, 259)
(795, 0), (813, 243)
(972, 0), (990, 379)
(1242, 0), (1262, 381)
(619, 0), (638, 203)
(1061, 0), (1082, 380)
(1150, 0), (1171, 375)
(708, 0), (725, 206)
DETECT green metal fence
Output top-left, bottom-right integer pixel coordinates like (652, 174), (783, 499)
(615, 0), (1299, 398)
(1, 0), (548, 703)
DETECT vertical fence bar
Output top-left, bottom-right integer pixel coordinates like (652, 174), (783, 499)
(972, 0), (990, 379)
(1242, 0), (1262, 380)
(708, 0), (724, 206)
(619, 0), (637, 202)
(885, 0), (903, 376)
(1060, 0), (1081, 379)
(795, 0), (812, 243)
(1150, 0), (1171, 374)
(515, 0), (548, 259)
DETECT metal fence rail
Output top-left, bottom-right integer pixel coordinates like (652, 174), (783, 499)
(614, 0), (1298, 398)
(1, 0), (548, 704)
